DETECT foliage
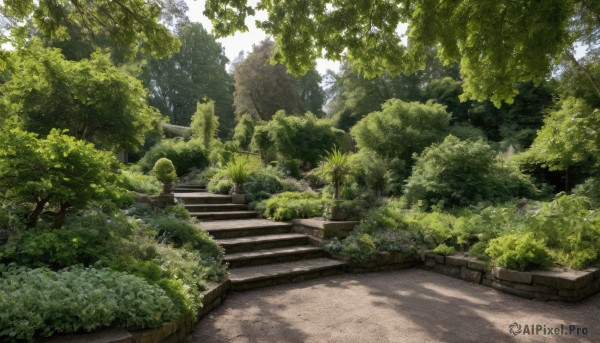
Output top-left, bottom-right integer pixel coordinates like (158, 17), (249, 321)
(262, 192), (323, 221)
(223, 155), (253, 189)
(573, 177), (600, 209)
(137, 138), (208, 176)
(524, 97), (600, 172)
(0, 266), (177, 342)
(404, 136), (534, 208)
(485, 233), (552, 271)
(0, 129), (123, 228)
(233, 114), (257, 150)
(121, 170), (162, 195)
(312, 148), (352, 200)
(232, 40), (324, 120)
(0, 0), (179, 64)
(433, 243), (456, 256)
(152, 158), (177, 184)
(207, 172), (234, 194)
(350, 99), (451, 163)
(350, 150), (393, 196)
(243, 166), (301, 201)
(252, 111), (345, 166)
(190, 100), (219, 149)
(1, 43), (162, 151)
(206, 0), (576, 105)
(142, 23), (234, 134)
(152, 217), (224, 260)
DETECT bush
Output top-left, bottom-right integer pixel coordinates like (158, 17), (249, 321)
(152, 158), (177, 183)
(121, 170), (161, 195)
(251, 111), (345, 165)
(0, 129), (124, 228)
(138, 139), (208, 176)
(262, 192), (323, 221)
(350, 99), (451, 161)
(485, 232), (552, 271)
(404, 136), (534, 208)
(433, 243), (456, 256)
(0, 266), (178, 342)
(207, 172), (234, 194)
(151, 217), (224, 260)
(574, 177), (600, 209)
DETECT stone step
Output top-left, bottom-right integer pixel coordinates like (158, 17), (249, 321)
(225, 246), (325, 268)
(175, 192), (232, 204)
(192, 211), (258, 220)
(175, 184), (205, 189)
(217, 233), (308, 253)
(199, 219), (293, 239)
(228, 258), (347, 291)
(185, 203), (248, 212)
(173, 188), (207, 193)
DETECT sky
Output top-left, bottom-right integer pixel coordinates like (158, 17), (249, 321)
(184, 0), (341, 76)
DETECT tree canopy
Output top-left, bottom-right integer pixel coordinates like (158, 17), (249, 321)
(0, 42), (162, 152)
(142, 23), (235, 134)
(233, 40), (324, 120)
(0, 0), (180, 66)
(204, 0), (591, 105)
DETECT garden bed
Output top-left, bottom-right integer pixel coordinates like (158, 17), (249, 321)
(420, 252), (600, 302)
(41, 280), (230, 343)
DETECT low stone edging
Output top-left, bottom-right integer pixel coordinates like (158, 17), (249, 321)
(332, 251), (419, 273)
(420, 252), (600, 302)
(42, 279), (230, 343)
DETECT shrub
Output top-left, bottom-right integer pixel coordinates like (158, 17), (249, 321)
(485, 232), (552, 271)
(0, 129), (124, 228)
(404, 136), (534, 208)
(0, 266), (177, 342)
(574, 177), (600, 209)
(350, 99), (451, 161)
(138, 139), (208, 176)
(262, 192), (323, 221)
(121, 170), (161, 195)
(207, 172), (234, 194)
(251, 111), (345, 165)
(312, 148), (352, 200)
(433, 243), (456, 256)
(152, 158), (177, 183)
(233, 113), (256, 150)
(151, 217), (224, 260)
(223, 155), (253, 192)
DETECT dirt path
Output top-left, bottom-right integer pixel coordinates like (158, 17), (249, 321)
(192, 269), (600, 343)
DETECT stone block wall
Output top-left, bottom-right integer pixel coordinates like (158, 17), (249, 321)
(421, 252), (600, 302)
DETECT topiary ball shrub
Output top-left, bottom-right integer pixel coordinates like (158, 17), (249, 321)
(152, 158), (177, 184)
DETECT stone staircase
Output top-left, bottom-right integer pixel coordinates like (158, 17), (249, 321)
(174, 184), (346, 291)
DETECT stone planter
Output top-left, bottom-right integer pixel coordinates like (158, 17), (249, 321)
(162, 182), (173, 194)
(231, 193), (247, 204)
(328, 205), (348, 221)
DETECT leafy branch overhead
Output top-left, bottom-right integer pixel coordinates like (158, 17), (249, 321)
(0, 0), (180, 63)
(205, 0), (596, 105)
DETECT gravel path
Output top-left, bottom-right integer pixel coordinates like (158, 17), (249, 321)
(192, 269), (600, 343)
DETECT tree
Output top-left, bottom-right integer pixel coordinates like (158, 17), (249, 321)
(0, 129), (122, 228)
(0, 0), (180, 66)
(350, 99), (450, 162)
(0, 42), (162, 152)
(204, 0), (586, 105)
(233, 40), (324, 120)
(327, 52), (459, 131)
(142, 23), (235, 134)
(524, 98), (600, 180)
(190, 100), (219, 150)
(232, 114), (256, 150)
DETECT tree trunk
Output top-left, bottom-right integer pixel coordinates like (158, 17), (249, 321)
(27, 195), (52, 227)
(51, 202), (71, 229)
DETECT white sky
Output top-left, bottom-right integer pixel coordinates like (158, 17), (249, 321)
(185, 0), (340, 76)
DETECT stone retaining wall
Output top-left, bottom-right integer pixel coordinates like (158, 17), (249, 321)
(291, 218), (359, 242)
(42, 280), (230, 343)
(333, 252), (418, 273)
(421, 252), (600, 302)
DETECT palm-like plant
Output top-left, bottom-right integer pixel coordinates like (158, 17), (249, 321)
(314, 148), (352, 200)
(224, 155), (251, 194)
